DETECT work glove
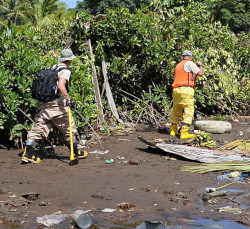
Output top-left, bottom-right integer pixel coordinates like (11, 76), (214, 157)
(67, 101), (75, 109)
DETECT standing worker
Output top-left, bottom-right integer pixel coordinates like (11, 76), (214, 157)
(169, 50), (203, 139)
(22, 49), (88, 163)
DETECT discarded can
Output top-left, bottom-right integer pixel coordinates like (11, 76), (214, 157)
(72, 210), (92, 229)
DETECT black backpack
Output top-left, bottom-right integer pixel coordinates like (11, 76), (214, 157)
(31, 65), (69, 102)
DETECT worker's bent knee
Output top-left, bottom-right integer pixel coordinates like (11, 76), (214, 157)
(26, 138), (38, 148)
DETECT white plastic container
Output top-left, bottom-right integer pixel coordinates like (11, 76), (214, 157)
(194, 120), (232, 133)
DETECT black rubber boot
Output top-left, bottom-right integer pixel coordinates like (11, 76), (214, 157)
(22, 145), (41, 163)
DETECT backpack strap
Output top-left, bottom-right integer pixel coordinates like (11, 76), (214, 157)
(57, 67), (70, 72)
(50, 64), (70, 73)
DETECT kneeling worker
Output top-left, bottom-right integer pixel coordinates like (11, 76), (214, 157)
(22, 49), (88, 164)
(169, 50), (203, 139)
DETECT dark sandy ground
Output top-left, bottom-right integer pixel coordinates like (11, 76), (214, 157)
(0, 117), (249, 229)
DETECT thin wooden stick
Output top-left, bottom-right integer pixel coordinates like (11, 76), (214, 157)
(122, 94), (161, 127)
(73, 109), (103, 149)
(119, 89), (168, 122)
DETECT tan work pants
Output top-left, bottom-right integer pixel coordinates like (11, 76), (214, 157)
(27, 97), (77, 141)
(169, 86), (194, 125)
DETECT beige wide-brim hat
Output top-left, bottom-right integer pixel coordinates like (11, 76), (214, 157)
(58, 49), (76, 62)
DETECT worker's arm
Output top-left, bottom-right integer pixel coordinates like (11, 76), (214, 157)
(58, 77), (70, 102)
(196, 61), (203, 76)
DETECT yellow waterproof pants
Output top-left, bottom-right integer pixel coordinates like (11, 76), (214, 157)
(169, 86), (194, 125)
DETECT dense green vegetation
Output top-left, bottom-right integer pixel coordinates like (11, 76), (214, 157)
(75, 0), (250, 33)
(75, 0), (151, 15)
(0, 0), (249, 147)
(211, 0), (250, 33)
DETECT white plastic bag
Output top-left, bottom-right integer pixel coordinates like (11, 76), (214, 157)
(36, 214), (67, 226)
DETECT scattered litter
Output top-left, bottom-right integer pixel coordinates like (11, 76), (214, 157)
(153, 139), (164, 143)
(165, 156), (177, 161)
(210, 224), (223, 229)
(228, 171), (241, 178)
(105, 159), (114, 164)
(38, 202), (50, 206)
(117, 156), (125, 160)
(169, 196), (179, 203)
(129, 160), (139, 165)
(36, 213), (67, 227)
(205, 187), (217, 193)
(203, 191), (227, 202)
(117, 202), (135, 210)
(217, 171), (249, 182)
(79, 139), (87, 146)
(205, 182), (235, 193)
(91, 194), (104, 199)
(236, 212), (250, 226)
(5, 196), (32, 207)
(128, 188), (135, 191)
(136, 221), (166, 229)
(89, 150), (109, 155)
(72, 210), (92, 229)
(176, 192), (187, 198)
(101, 208), (116, 213)
(218, 206), (241, 212)
(22, 192), (40, 200)
(118, 139), (132, 141)
(9, 195), (17, 198)
(178, 218), (194, 223)
(182, 162), (250, 174)
(145, 185), (152, 192)
(139, 136), (248, 163)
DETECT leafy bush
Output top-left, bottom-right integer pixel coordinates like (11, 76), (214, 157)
(0, 1), (249, 147)
(0, 22), (96, 147)
(71, 2), (249, 119)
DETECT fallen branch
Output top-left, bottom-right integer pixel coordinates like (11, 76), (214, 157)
(202, 94), (243, 121)
(121, 94), (161, 127)
(119, 89), (168, 123)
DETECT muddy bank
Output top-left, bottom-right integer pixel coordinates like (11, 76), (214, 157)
(0, 118), (249, 228)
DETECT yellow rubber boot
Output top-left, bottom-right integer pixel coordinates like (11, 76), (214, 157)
(180, 126), (195, 139)
(170, 125), (178, 136)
